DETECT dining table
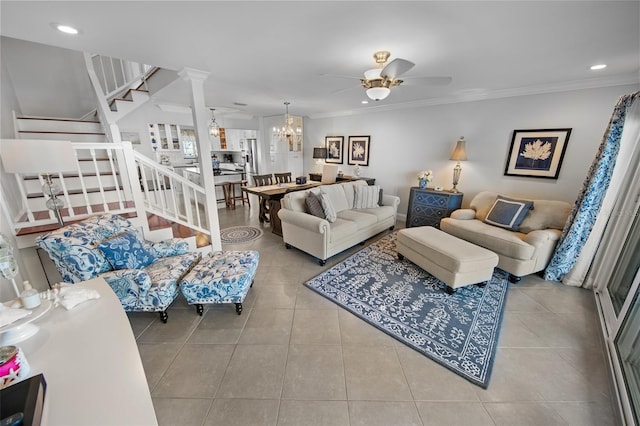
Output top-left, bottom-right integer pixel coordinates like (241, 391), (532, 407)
(243, 181), (322, 236)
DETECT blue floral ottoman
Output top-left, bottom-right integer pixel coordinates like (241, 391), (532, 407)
(180, 250), (259, 315)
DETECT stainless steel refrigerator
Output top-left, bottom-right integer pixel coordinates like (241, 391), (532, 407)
(244, 138), (259, 176)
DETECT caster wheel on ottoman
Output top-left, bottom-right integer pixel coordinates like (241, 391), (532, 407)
(180, 250), (259, 315)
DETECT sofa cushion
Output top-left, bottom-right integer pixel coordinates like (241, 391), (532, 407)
(319, 192), (338, 222)
(98, 231), (157, 270)
(353, 205), (395, 222)
(336, 210), (378, 229)
(440, 218), (535, 260)
(519, 200), (572, 233)
(354, 185), (381, 209)
(284, 190), (308, 212)
(484, 195), (534, 231)
(320, 184), (351, 213)
(305, 192), (326, 219)
(328, 218), (359, 243)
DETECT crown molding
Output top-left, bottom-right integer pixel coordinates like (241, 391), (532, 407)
(308, 73), (640, 120)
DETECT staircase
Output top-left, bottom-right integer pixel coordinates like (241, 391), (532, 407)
(2, 53), (214, 248)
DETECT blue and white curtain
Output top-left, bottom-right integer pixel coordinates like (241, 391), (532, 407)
(545, 91), (640, 283)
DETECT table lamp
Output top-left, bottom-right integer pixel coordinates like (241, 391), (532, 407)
(0, 233), (20, 297)
(313, 147), (327, 173)
(1, 139), (77, 226)
(449, 137), (467, 193)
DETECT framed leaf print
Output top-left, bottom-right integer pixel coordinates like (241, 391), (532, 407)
(504, 128), (572, 179)
(325, 136), (344, 164)
(348, 135), (370, 166)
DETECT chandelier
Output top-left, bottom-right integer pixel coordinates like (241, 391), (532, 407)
(208, 108), (220, 138)
(273, 102), (302, 150)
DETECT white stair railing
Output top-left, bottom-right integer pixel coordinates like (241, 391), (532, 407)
(133, 151), (210, 235)
(89, 54), (152, 100)
(2, 142), (211, 238)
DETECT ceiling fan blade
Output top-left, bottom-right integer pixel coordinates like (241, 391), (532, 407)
(320, 73), (362, 80)
(381, 58), (415, 80)
(402, 76), (453, 86)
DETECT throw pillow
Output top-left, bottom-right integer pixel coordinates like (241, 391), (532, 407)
(484, 195), (534, 231)
(319, 191), (338, 222)
(354, 185), (381, 209)
(305, 192), (326, 219)
(97, 231), (156, 270)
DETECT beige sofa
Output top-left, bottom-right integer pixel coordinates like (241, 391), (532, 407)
(278, 180), (400, 265)
(440, 191), (571, 282)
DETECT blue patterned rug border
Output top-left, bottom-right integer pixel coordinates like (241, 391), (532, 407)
(304, 233), (509, 388)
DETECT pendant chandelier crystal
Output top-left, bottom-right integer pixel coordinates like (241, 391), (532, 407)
(208, 108), (220, 138)
(273, 102), (302, 148)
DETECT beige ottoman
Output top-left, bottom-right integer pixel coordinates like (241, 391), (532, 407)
(397, 227), (499, 294)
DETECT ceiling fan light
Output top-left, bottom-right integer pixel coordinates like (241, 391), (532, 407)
(366, 87), (391, 101)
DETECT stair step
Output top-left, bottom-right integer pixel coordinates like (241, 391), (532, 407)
(18, 131), (107, 143)
(23, 172), (120, 181)
(27, 186), (124, 199)
(16, 117), (102, 133)
(16, 202), (137, 236)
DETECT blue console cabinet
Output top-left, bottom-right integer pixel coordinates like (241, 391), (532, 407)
(406, 187), (463, 228)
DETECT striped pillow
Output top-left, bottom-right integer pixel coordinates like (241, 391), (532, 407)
(354, 185), (381, 209)
(319, 191), (337, 222)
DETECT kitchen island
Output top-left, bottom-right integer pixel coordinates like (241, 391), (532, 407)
(179, 166), (247, 207)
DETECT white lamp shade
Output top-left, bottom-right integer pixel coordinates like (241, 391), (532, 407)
(1, 139), (77, 173)
(364, 68), (382, 80)
(366, 87), (391, 101)
(450, 137), (468, 161)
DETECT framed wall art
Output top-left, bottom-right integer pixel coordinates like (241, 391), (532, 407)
(348, 135), (371, 166)
(325, 136), (344, 164)
(504, 128), (572, 179)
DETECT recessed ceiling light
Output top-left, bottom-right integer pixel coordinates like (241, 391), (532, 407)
(56, 24), (79, 34)
(590, 64), (607, 70)
(361, 100), (369, 104)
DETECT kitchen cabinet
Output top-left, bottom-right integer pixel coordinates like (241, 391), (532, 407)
(406, 187), (463, 229)
(149, 123), (181, 151)
(211, 129), (257, 152)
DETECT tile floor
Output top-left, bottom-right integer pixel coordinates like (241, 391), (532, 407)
(128, 206), (617, 426)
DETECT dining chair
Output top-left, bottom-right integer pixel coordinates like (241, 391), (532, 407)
(321, 164), (339, 184)
(274, 172), (292, 184)
(251, 174), (273, 223)
(253, 174), (273, 187)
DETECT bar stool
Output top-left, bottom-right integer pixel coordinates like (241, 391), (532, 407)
(215, 182), (235, 209)
(230, 180), (250, 207)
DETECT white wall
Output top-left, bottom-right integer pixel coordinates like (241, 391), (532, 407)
(304, 84), (639, 216)
(1, 37), (97, 118)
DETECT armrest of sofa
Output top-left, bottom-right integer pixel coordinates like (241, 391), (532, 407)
(382, 194), (401, 216)
(450, 209), (476, 220)
(100, 269), (153, 302)
(278, 209), (330, 234)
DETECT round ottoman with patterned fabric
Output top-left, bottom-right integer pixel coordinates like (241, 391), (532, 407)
(180, 250), (259, 315)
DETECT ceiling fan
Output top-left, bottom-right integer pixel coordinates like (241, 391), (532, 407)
(328, 51), (452, 101)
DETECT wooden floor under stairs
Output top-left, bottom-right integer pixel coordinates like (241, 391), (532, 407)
(147, 214), (211, 248)
(16, 205), (210, 248)
(16, 201), (137, 236)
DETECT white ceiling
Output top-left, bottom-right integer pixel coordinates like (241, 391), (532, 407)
(1, 1), (639, 119)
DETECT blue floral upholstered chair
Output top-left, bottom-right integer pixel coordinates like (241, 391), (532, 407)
(36, 214), (201, 323)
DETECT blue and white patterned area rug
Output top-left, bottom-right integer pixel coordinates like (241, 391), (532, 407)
(305, 232), (509, 388)
(220, 226), (263, 244)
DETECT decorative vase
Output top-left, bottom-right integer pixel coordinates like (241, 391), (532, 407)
(419, 179), (428, 189)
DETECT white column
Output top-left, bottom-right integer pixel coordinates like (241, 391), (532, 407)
(178, 68), (221, 251)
